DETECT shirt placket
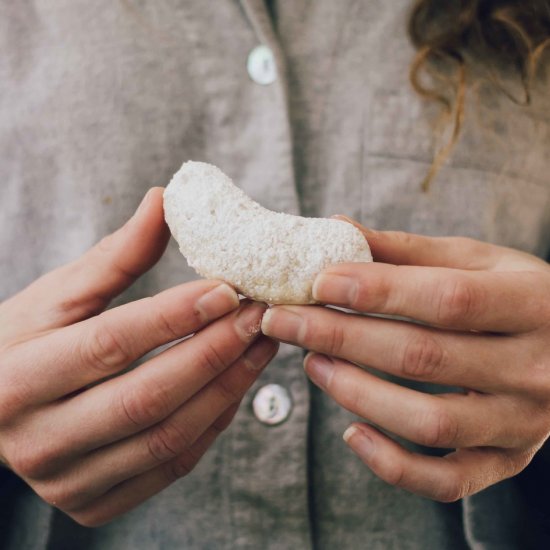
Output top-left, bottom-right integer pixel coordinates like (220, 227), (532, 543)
(216, 1), (313, 549)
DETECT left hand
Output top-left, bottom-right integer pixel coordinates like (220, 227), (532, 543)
(262, 221), (550, 502)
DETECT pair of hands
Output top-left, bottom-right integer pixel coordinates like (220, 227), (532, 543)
(2, 188), (549, 526)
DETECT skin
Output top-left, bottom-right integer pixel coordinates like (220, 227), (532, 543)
(262, 218), (550, 502)
(0, 188), (277, 526)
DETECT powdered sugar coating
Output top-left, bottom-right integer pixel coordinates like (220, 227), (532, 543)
(163, 161), (372, 304)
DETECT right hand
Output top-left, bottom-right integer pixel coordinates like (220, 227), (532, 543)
(0, 188), (277, 526)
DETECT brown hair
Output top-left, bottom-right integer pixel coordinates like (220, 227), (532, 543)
(408, 0), (550, 190)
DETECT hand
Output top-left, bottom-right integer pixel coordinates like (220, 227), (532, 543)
(0, 188), (277, 526)
(262, 221), (550, 502)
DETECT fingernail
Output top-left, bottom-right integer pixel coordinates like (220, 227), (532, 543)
(260, 307), (305, 343)
(304, 352), (334, 389)
(243, 336), (279, 371)
(343, 424), (375, 459)
(312, 273), (358, 304)
(235, 302), (268, 341)
(135, 189), (153, 216)
(260, 308), (274, 334)
(331, 215), (377, 235)
(195, 283), (240, 322)
(331, 214), (355, 222)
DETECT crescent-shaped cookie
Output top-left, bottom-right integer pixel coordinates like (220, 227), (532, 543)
(164, 161), (372, 304)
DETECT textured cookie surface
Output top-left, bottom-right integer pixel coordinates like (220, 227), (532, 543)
(164, 161), (372, 304)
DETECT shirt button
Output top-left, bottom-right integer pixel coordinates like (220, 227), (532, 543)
(252, 384), (292, 425)
(247, 45), (277, 85)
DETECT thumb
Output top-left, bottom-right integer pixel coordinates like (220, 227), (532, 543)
(332, 214), (499, 269)
(4, 188), (170, 338)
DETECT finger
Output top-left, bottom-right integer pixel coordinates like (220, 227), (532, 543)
(3, 188), (170, 340)
(261, 304), (520, 392)
(334, 216), (508, 270)
(23, 302), (267, 471)
(38, 338), (277, 509)
(311, 262), (547, 332)
(9, 279), (240, 403)
(303, 354), (525, 449)
(66, 410), (235, 527)
(343, 422), (531, 501)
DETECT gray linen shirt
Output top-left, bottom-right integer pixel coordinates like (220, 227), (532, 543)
(1, 1), (550, 549)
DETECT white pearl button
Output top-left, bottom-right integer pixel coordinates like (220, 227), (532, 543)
(252, 384), (292, 425)
(247, 45), (277, 85)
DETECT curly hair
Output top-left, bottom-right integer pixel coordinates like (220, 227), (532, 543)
(408, 0), (550, 190)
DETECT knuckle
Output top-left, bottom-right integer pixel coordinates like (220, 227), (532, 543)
(38, 481), (84, 511)
(212, 411), (235, 433)
(0, 398), (14, 427)
(294, 316), (311, 345)
(163, 455), (194, 483)
(335, 376), (362, 413)
(394, 231), (414, 248)
(400, 333), (445, 380)
(56, 296), (105, 323)
(325, 323), (346, 356)
(505, 449), (533, 477)
(417, 405), (458, 448)
(0, 351), (34, 425)
(198, 343), (229, 377)
(435, 474), (469, 503)
(147, 422), (188, 463)
(210, 421), (225, 435)
(518, 450), (535, 473)
(381, 462), (406, 488)
(96, 234), (116, 256)
(214, 378), (242, 404)
(10, 452), (41, 479)
(152, 301), (182, 341)
(94, 234), (139, 282)
(0, 386), (29, 426)
(304, 315), (346, 355)
(85, 321), (132, 373)
(369, 274), (393, 312)
(523, 358), (550, 402)
(119, 382), (172, 428)
(448, 237), (489, 269)
(436, 278), (479, 326)
(70, 508), (111, 528)
(452, 236), (477, 252)
(523, 404), (550, 443)
(10, 445), (58, 479)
